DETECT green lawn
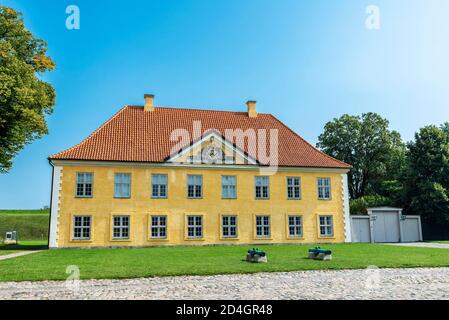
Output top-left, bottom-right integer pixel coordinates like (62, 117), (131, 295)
(0, 243), (449, 282)
(0, 210), (49, 241)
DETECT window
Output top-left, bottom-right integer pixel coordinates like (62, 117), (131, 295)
(76, 173), (93, 197)
(187, 215), (203, 238)
(255, 176), (269, 199)
(187, 175), (202, 198)
(287, 177), (301, 199)
(151, 216), (167, 239)
(317, 177), (331, 200)
(319, 216), (333, 237)
(73, 216), (91, 240)
(112, 216), (130, 240)
(222, 215), (237, 238)
(288, 215), (303, 237)
(152, 174), (168, 198)
(256, 215), (270, 238)
(114, 173), (131, 198)
(222, 176), (237, 199)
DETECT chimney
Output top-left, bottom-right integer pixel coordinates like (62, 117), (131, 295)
(246, 100), (257, 118)
(144, 94), (155, 112)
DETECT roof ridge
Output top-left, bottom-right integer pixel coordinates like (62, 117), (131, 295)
(48, 105), (129, 159)
(127, 105), (271, 115)
(267, 114), (351, 168)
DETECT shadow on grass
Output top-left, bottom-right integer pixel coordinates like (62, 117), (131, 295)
(0, 240), (48, 251)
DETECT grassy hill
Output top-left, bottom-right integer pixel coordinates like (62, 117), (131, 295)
(0, 210), (49, 241)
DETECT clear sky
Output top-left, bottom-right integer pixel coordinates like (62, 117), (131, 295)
(1, 0), (449, 209)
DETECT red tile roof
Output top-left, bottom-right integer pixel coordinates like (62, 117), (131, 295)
(49, 106), (351, 169)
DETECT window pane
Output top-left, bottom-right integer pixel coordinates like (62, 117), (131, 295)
(76, 173), (93, 197)
(222, 176), (236, 198)
(287, 177), (301, 199)
(187, 175), (202, 198)
(288, 215), (302, 236)
(256, 216), (270, 237)
(73, 216), (90, 240)
(150, 215), (167, 239)
(318, 178), (331, 199)
(187, 216), (202, 238)
(222, 215), (237, 238)
(115, 173), (131, 198)
(152, 175), (168, 198)
(319, 216), (333, 236)
(255, 177), (269, 199)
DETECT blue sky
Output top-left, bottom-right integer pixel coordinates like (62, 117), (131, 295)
(1, 0), (449, 209)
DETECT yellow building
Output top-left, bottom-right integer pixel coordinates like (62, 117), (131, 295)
(48, 95), (352, 248)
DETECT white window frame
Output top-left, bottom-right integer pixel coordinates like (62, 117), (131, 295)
(151, 215), (167, 239)
(319, 215), (334, 237)
(73, 215), (91, 240)
(255, 215), (270, 238)
(288, 215), (303, 237)
(114, 173), (131, 198)
(255, 176), (269, 199)
(287, 177), (301, 200)
(317, 177), (331, 200)
(187, 215), (203, 238)
(112, 215), (130, 240)
(76, 172), (93, 197)
(222, 215), (238, 238)
(152, 174), (168, 198)
(222, 176), (237, 199)
(187, 175), (203, 199)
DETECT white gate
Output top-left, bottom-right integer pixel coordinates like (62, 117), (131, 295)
(351, 216), (371, 243)
(372, 211), (400, 243)
(350, 207), (422, 243)
(402, 216), (422, 242)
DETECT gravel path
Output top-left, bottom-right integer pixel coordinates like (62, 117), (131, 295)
(384, 242), (449, 249)
(0, 251), (42, 261)
(1, 267), (448, 300)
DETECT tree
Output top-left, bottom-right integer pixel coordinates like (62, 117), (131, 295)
(349, 194), (393, 214)
(317, 112), (406, 199)
(404, 124), (449, 224)
(0, 6), (55, 173)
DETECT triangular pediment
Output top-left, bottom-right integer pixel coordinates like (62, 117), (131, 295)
(167, 131), (258, 165)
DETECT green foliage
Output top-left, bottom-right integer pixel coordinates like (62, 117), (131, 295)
(349, 194), (393, 214)
(0, 6), (55, 173)
(317, 112), (406, 199)
(376, 179), (404, 207)
(404, 124), (449, 224)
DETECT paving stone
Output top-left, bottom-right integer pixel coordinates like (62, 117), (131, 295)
(0, 268), (448, 300)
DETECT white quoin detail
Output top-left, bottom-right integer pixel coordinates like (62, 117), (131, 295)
(49, 166), (62, 249)
(342, 173), (352, 243)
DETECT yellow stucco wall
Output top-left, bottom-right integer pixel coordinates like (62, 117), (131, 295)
(55, 164), (346, 248)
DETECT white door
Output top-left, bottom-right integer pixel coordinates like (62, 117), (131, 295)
(373, 211), (400, 243)
(351, 218), (371, 243)
(402, 218), (420, 242)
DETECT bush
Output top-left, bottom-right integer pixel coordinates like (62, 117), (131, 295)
(350, 195), (393, 214)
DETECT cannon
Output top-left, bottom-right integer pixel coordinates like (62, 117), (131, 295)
(246, 248), (267, 263)
(308, 247), (332, 261)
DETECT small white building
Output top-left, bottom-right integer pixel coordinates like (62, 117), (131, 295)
(351, 207), (422, 243)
